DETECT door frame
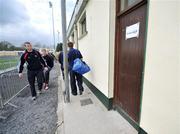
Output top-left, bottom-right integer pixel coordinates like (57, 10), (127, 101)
(113, 0), (148, 125)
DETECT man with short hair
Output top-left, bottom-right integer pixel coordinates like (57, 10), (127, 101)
(19, 42), (48, 100)
(68, 42), (84, 95)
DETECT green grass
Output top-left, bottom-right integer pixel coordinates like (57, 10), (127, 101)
(0, 58), (19, 63)
(0, 57), (19, 71)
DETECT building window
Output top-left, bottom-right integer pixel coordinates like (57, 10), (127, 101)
(70, 32), (74, 42)
(79, 12), (87, 39)
(120, 0), (143, 11)
(81, 18), (86, 35)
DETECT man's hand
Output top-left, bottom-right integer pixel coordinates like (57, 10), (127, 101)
(19, 73), (23, 79)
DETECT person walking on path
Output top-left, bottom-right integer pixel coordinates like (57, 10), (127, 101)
(48, 50), (57, 62)
(58, 51), (64, 80)
(67, 42), (84, 96)
(41, 49), (54, 90)
(18, 42), (48, 100)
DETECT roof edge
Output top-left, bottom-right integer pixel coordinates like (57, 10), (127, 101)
(67, 0), (89, 38)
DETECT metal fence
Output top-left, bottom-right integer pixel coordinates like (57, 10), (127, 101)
(0, 68), (29, 109)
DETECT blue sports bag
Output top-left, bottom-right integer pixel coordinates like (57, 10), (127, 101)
(72, 58), (90, 75)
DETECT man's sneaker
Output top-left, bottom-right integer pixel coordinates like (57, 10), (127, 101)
(37, 90), (42, 94)
(32, 96), (36, 100)
(72, 92), (77, 96)
(79, 90), (83, 95)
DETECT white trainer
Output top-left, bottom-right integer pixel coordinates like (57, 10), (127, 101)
(45, 86), (49, 90)
(32, 97), (36, 100)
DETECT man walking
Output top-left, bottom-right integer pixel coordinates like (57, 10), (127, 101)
(68, 42), (84, 95)
(19, 42), (48, 100)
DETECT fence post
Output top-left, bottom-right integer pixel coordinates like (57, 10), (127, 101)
(0, 91), (3, 109)
(0, 73), (3, 109)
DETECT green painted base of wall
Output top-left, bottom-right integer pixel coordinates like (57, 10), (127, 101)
(82, 77), (113, 110)
(114, 105), (148, 134)
(83, 77), (147, 134)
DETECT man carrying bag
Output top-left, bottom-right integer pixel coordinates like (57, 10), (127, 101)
(67, 42), (84, 96)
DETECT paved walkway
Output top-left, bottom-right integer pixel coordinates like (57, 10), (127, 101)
(56, 75), (138, 134)
(0, 65), (138, 134)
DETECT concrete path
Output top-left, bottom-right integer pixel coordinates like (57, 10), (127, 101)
(56, 75), (138, 134)
(0, 64), (138, 134)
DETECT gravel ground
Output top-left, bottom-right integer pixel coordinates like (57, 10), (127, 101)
(0, 65), (60, 134)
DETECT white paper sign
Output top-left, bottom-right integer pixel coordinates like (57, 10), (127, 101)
(126, 22), (140, 40)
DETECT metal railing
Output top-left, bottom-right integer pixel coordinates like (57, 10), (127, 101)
(0, 68), (29, 109)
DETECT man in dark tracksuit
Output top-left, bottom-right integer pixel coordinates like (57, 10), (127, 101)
(19, 42), (47, 100)
(68, 42), (84, 95)
(41, 49), (54, 90)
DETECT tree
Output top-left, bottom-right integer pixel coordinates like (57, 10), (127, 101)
(0, 41), (24, 51)
(9, 45), (15, 51)
(0, 41), (12, 50)
(56, 43), (63, 52)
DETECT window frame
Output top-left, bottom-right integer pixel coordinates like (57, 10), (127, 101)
(81, 17), (86, 35)
(117, 0), (146, 17)
(78, 12), (88, 39)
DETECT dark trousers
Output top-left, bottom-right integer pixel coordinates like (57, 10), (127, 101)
(44, 68), (51, 84)
(69, 71), (84, 94)
(60, 65), (64, 80)
(27, 70), (44, 97)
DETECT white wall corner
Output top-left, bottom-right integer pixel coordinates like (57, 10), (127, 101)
(108, 0), (116, 98)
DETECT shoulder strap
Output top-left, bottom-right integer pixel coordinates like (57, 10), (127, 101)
(24, 52), (28, 60)
(75, 49), (80, 58)
(35, 50), (42, 60)
(24, 50), (39, 61)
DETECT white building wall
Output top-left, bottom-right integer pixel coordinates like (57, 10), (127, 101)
(140, 1), (180, 134)
(77, 0), (110, 97)
(108, 0), (116, 98)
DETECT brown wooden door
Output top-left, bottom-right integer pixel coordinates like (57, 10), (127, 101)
(114, 0), (147, 123)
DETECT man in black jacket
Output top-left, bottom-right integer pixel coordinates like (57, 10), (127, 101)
(19, 42), (48, 100)
(41, 49), (54, 90)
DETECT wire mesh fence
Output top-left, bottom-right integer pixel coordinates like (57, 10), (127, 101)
(0, 68), (29, 108)
(0, 54), (29, 109)
(0, 55), (20, 73)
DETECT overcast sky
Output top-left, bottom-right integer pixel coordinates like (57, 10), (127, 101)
(0, 0), (76, 48)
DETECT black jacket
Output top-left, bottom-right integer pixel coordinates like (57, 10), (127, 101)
(43, 54), (54, 68)
(58, 52), (63, 70)
(19, 49), (46, 73)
